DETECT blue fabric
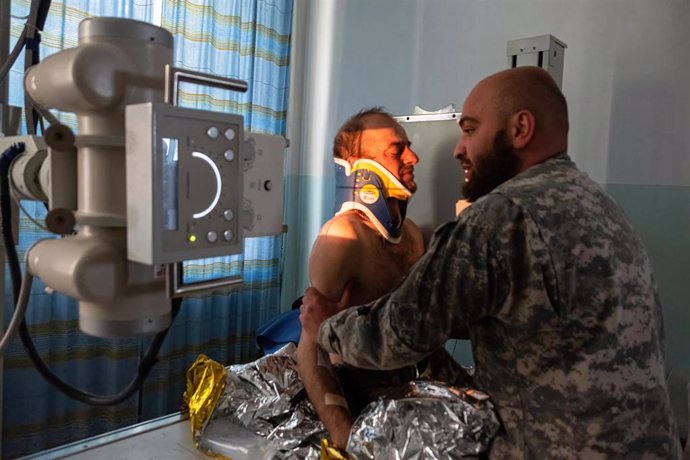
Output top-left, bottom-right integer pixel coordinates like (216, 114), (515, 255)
(256, 308), (301, 355)
(334, 159), (408, 242)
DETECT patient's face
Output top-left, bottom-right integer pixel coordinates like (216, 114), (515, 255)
(356, 115), (419, 193)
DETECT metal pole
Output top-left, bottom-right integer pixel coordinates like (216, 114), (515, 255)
(1, 0), (10, 124)
(0, 0), (10, 453)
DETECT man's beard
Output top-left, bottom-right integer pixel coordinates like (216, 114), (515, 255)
(462, 129), (521, 202)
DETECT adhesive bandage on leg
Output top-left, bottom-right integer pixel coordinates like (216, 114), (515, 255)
(324, 392), (349, 410)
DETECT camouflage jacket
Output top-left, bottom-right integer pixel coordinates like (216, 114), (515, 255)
(318, 153), (682, 459)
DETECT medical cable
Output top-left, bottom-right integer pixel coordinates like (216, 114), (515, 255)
(0, 0), (53, 134)
(0, 266), (32, 355)
(11, 192), (50, 232)
(1, 143), (183, 406)
(23, 0), (52, 134)
(0, 27), (27, 86)
(0, 142), (32, 356)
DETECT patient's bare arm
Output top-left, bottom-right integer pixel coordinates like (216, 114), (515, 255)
(296, 337), (352, 449)
(297, 216), (361, 450)
(297, 213), (424, 449)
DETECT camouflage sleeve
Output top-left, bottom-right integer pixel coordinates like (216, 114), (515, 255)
(318, 200), (512, 370)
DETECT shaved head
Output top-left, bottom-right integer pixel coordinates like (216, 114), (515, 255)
(479, 67), (569, 139)
(456, 67), (571, 201)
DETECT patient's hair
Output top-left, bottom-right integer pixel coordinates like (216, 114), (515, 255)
(333, 107), (394, 160)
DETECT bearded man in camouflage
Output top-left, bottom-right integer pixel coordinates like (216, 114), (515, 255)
(300, 67), (682, 459)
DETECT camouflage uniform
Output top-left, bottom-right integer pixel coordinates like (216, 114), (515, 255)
(318, 153), (682, 459)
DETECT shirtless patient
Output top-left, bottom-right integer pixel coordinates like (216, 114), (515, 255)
(297, 108), (458, 449)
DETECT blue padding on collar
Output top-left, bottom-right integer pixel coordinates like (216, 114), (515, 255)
(334, 159), (407, 243)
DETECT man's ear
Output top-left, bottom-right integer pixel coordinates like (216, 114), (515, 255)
(508, 110), (535, 149)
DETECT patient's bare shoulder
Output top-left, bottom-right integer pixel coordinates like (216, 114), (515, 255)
(308, 212), (371, 302)
(319, 212), (370, 240)
(309, 212), (425, 306)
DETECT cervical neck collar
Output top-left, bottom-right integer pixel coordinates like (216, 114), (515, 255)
(334, 157), (413, 243)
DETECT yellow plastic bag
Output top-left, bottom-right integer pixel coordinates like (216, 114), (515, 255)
(320, 438), (351, 460)
(182, 354), (228, 441)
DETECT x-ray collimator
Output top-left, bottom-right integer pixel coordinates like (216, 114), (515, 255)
(126, 103), (247, 265)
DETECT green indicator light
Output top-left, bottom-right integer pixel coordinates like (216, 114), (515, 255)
(189, 234), (197, 243)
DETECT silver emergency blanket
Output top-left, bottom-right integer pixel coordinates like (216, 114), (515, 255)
(198, 343), (324, 459)
(348, 380), (501, 459)
(198, 344), (499, 459)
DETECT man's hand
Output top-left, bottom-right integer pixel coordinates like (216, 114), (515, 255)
(456, 199), (471, 216)
(300, 284), (352, 342)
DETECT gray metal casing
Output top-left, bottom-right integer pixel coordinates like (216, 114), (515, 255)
(507, 34), (567, 88)
(242, 133), (288, 238)
(395, 113), (464, 243)
(126, 103), (245, 264)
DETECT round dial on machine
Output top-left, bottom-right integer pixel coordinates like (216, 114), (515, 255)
(190, 150), (222, 220)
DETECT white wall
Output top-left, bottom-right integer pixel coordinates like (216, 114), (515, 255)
(328, 0), (690, 184)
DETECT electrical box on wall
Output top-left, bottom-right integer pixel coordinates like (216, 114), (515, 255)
(507, 34), (567, 88)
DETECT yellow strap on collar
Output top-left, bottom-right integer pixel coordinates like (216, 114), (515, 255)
(338, 158), (412, 201)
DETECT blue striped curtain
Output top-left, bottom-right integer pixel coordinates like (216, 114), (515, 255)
(2, 1), (293, 457)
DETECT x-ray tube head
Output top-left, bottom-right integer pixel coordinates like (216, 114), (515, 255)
(23, 17), (175, 337)
(12, 16), (287, 337)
